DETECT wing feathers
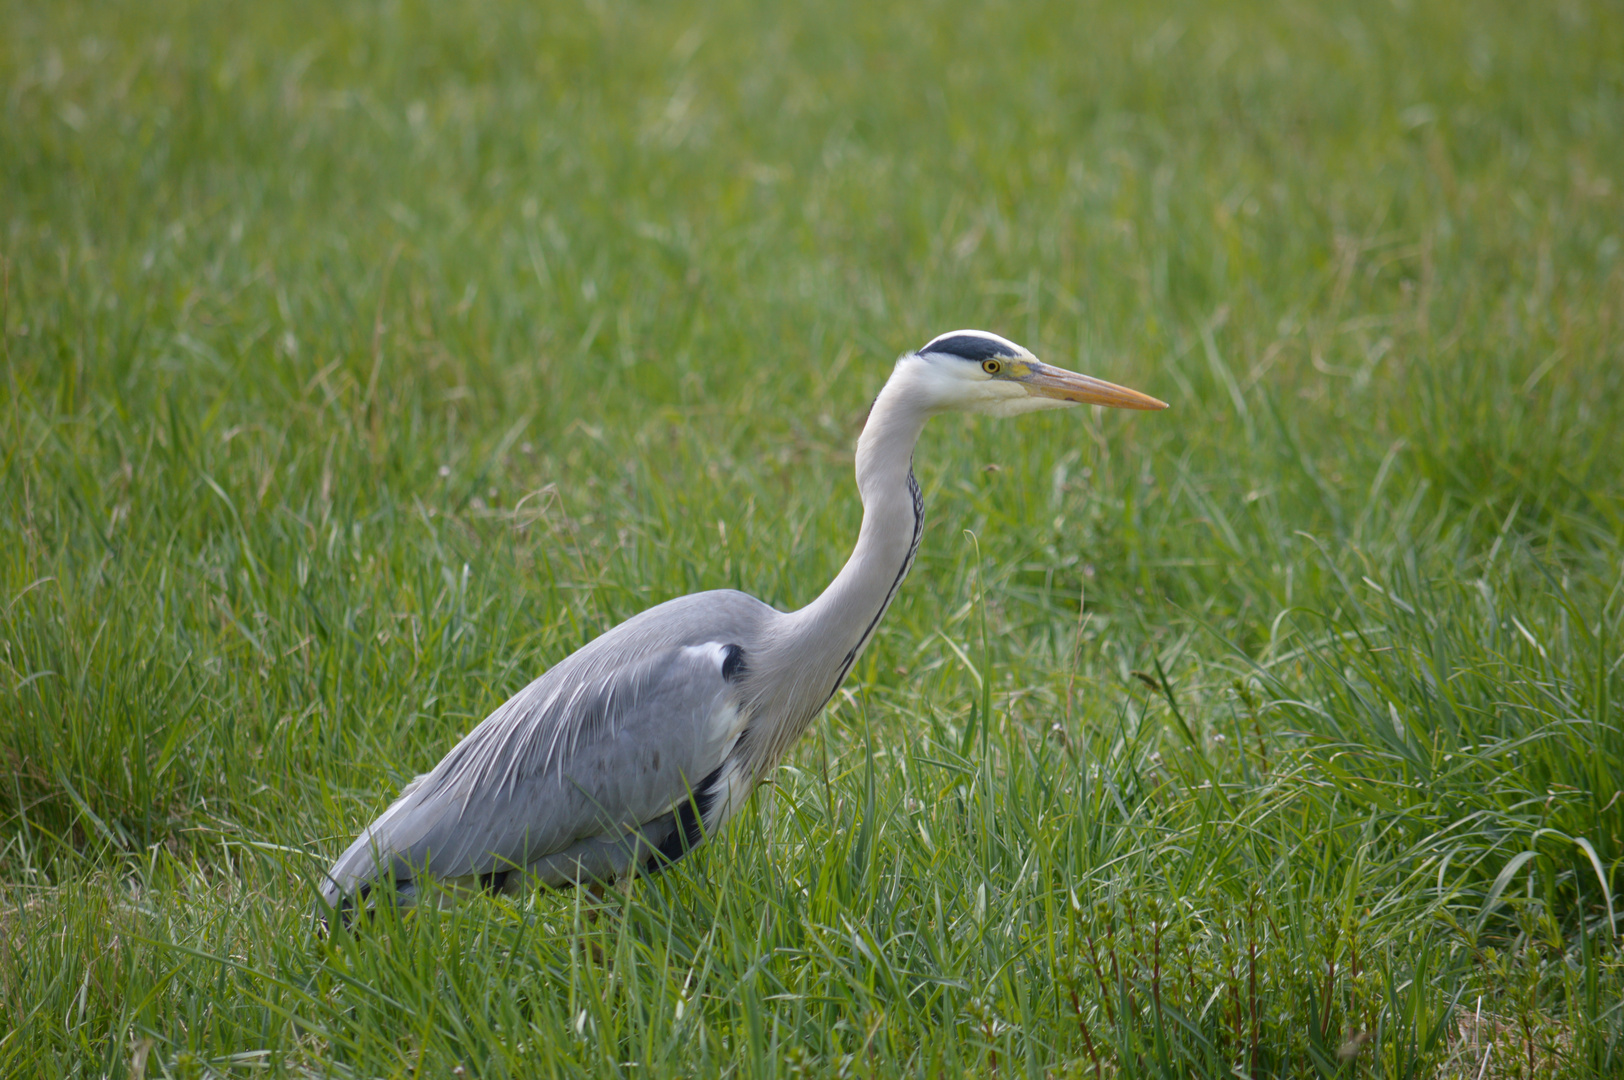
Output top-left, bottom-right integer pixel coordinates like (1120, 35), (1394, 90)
(320, 594), (771, 907)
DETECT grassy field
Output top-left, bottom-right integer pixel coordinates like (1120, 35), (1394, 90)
(3, 0), (1623, 1075)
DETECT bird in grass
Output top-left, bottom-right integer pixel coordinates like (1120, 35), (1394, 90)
(319, 330), (1166, 914)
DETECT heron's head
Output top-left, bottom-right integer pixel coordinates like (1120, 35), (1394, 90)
(904, 329), (1167, 417)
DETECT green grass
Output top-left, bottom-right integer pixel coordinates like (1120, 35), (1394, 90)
(3, 0), (1623, 1075)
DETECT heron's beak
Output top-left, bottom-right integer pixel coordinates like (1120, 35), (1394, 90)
(1022, 362), (1168, 410)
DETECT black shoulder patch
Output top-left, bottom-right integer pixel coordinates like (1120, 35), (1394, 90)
(919, 333), (1015, 363)
(720, 643), (747, 681)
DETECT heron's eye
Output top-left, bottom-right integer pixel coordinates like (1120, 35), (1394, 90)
(982, 359), (1002, 375)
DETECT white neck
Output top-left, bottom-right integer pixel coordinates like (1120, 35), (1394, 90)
(758, 361), (934, 747)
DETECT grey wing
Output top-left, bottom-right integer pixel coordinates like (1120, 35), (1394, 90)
(319, 635), (750, 906)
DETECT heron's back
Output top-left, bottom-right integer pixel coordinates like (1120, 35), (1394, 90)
(319, 589), (783, 908)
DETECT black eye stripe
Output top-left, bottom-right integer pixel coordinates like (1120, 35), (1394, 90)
(920, 334), (1016, 363)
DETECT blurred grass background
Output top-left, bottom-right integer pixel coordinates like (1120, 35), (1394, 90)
(2, 0), (1622, 1075)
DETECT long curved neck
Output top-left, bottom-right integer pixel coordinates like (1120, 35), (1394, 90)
(780, 364), (933, 702)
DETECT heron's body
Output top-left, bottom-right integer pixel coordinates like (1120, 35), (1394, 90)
(319, 331), (1163, 911)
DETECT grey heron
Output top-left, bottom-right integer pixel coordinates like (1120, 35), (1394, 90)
(319, 330), (1166, 913)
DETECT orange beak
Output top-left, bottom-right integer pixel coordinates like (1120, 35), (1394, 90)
(1022, 362), (1169, 410)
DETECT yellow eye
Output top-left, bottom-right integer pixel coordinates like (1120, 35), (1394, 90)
(982, 359), (1001, 375)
